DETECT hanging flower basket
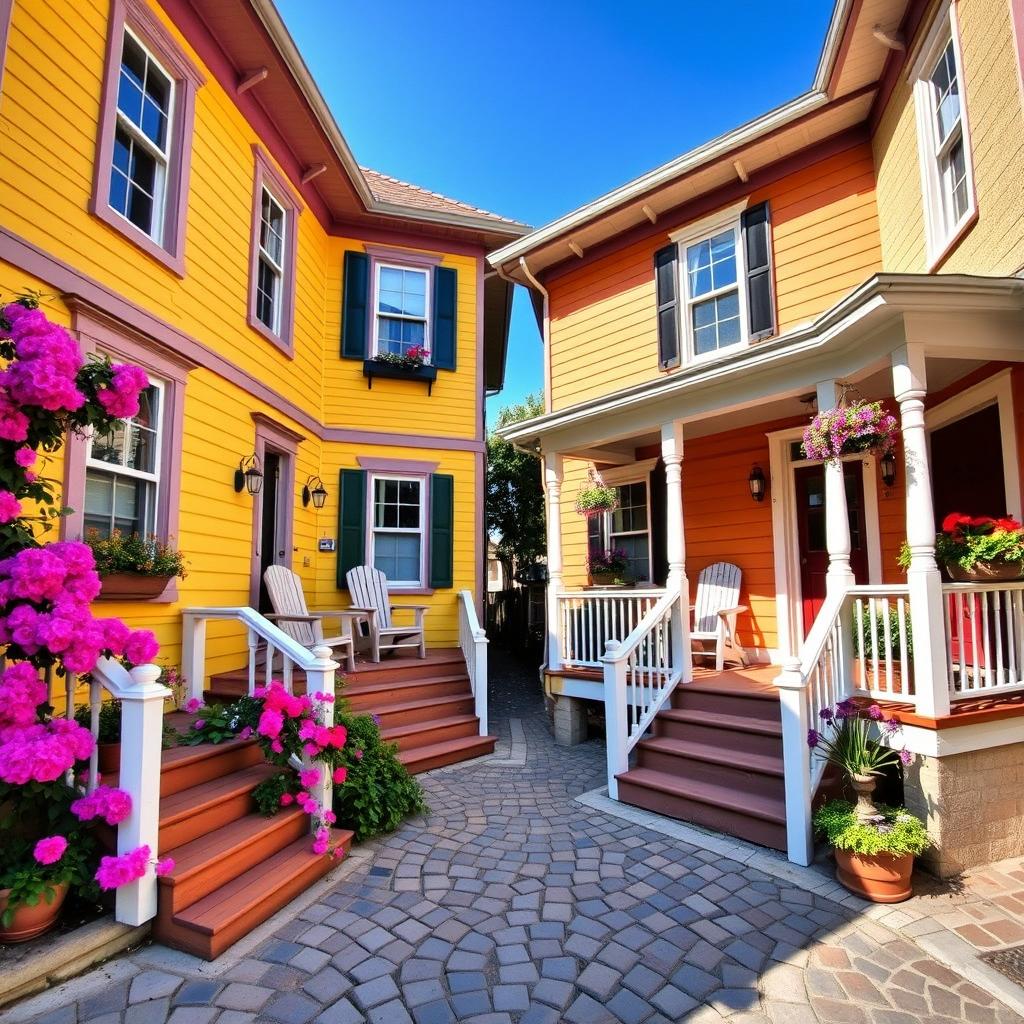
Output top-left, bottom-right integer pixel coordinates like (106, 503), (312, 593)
(575, 469), (619, 517)
(801, 400), (899, 463)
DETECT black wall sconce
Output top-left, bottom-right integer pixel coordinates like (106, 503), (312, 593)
(234, 454), (264, 496)
(880, 450), (897, 488)
(748, 465), (767, 503)
(302, 475), (328, 509)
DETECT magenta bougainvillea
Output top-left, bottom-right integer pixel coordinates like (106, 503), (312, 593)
(0, 296), (163, 925)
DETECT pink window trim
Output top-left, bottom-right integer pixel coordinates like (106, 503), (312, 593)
(63, 299), (196, 604)
(365, 251), (438, 361)
(356, 456), (440, 474)
(364, 467), (434, 595)
(0, 0), (14, 96)
(91, 0), (204, 278)
(248, 145), (302, 357)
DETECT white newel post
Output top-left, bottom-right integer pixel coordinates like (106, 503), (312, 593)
(603, 639), (629, 800)
(180, 611), (206, 703)
(661, 420), (692, 683)
(473, 631), (489, 737)
(774, 657), (813, 866)
(115, 663), (172, 926)
(544, 452), (565, 671)
(892, 346), (950, 718)
(305, 646), (338, 825)
(816, 380), (856, 594)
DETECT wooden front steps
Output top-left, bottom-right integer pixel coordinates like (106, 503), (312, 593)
(615, 669), (788, 851)
(207, 647), (496, 774)
(149, 736), (352, 960)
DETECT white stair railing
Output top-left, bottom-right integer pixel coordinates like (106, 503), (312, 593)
(943, 581), (1024, 698)
(458, 590), (488, 735)
(181, 606), (337, 823)
(556, 589), (666, 668)
(602, 588), (686, 799)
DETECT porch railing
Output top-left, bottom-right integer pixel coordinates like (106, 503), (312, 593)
(943, 581), (1024, 698)
(602, 588), (686, 798)
(181, 606), (337, 821)
(57, 657), (169, 926)
(458, 590), (489, 735)
(556, 588), (666, 669)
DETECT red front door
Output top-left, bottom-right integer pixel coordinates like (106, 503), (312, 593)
(795, 463), (870, 636)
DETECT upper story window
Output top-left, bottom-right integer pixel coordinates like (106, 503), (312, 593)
(371, 475), (425, 587)
(92, 0), (203, 276)
(111, 31), (172, 243)
(684, 226), (743, 358)
(374, 264), (431, 361)
(910, 1), (976, 266)
(85, 379), (163, 539)
(248, 146), (301, 355)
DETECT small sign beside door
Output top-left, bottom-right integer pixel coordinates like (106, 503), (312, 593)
(318, 538), (336, 552)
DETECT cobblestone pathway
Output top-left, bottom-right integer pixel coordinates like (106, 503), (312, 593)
(11, 660), (1024, 1024)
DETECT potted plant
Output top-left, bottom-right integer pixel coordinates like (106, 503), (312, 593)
(902, 513), (1024, 582)
(73, 700), (123, 773)
(852, 606), (913, 691)
(808, 700), (929, 903)
(587, 548), (629, 587)
(801, 400), (899, 462)
(575, 469), (619, 518)
(362, 346), (437, 389)
(86, 530), (187, 600)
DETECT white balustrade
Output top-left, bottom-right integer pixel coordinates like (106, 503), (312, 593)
(850, 586), (913, 701)
(557, 589), (666, 669)
(458, 589), (489, 735)
(943, 581), (1024, 698)
(602, 589), (685, 799)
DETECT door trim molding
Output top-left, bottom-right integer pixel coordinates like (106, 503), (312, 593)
(249, 417), (299, 608)
(767, 427), (882, 658)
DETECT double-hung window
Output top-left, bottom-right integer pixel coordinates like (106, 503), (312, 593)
(683, 224), (745, 359)
(371, 476), (425, 587)
(84, 380), (163, 539)
(110, 30), (173, 243)
(911, 2), (976, 264)
(374, 264), (430, 360)
(587, 479), (652, 584)
(255, 186), (287, 335)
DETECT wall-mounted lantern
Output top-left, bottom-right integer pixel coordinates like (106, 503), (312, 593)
(748, 465), (767, 503)
(234, 454), (263, 496)
(302, 475), (329, 509)
(880, 450), (897, 488)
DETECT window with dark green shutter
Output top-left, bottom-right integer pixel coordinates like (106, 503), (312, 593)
(654, 244), (680, 369)
(337, 468), (367, 588)
(741, 202), (775, 340)
(432, 267), (457, 370)
(341, 251), (369, 359)
(429, 473), (454, 589)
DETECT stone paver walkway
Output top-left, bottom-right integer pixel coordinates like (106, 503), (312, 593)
(8, 660), (1024, 1024)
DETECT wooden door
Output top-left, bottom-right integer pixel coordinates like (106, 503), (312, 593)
(257, 453), (282, 613)
(795, 463), (869, 636)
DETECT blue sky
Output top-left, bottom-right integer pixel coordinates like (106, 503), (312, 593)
(276, 0), (834, 418)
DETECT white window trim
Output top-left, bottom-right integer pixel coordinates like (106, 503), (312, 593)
(371, 262), (432, 363)
(85, 376), (165, 536)
(111, 26), (175, 245)
(671, 205), (749, 366)
(367, 473), (427, 588)
(597, 474), (654, 583)
(256, 185), (287, 336)
(908, 0), (977, 267)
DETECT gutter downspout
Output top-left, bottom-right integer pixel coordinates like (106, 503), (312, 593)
(516, 257), (552, 414)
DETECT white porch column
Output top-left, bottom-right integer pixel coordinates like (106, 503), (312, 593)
(544, 452), (564, 671)
(817, 380), (856, 594)
(661, 420), (692, 682)
(892, 345), (951, 718)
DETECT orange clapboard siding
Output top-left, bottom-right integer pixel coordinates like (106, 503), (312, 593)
(547, 142), (882, 412)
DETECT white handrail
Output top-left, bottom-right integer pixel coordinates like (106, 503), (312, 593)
(458, 590), (488, 735)
(602, 588), (686, 799)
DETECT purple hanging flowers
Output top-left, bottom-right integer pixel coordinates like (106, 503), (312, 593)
(801, 400), (899, 463)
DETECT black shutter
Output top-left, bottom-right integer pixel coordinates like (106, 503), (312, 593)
(341, 251), (369, 359)
(648, 460), (668, 587)
(429, 474), (454, 588)
(654, 244), (680, 369)
(432, 267), (457, 370)
(741, 202), (775, 340)
(337, 469), (366, 588)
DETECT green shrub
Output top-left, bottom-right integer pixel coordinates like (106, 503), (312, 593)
(813, 799), (930, 857)
(74, 699), (178, 748)
(331, 710), (426, 842)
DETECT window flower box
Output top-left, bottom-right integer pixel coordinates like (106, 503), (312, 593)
(97, 571), (174, 601)
(362, 359), (437, 394)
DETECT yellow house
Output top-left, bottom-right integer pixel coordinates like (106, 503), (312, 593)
(491, 0), (1024, 877)
(0, 0), (524, 955)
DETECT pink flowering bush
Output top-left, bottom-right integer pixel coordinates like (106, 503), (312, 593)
(0, 297), (157, 930)
(801, 400), (899, 463)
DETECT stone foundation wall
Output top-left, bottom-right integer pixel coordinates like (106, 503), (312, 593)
(904, 741), (1024, 877)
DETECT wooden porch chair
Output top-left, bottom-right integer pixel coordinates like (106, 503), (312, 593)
(690, 561), (750, 671)
(263, 565), (359, 672)
(345, 565), (428, 662)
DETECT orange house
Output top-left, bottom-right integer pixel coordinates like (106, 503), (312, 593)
(491, 0), (1024, 876)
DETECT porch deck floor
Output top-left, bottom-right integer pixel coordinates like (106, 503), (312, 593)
(691, 662), (779, 695)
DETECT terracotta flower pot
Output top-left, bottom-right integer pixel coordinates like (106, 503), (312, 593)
(854, 658), (913, 695)
(0, 882), (68, 942)
(98, 572), (172, 601)
(945, 560), (1024, 583)
(589, 572), (619, 587)
(834, 848), (914, 903)
(97, 742), (121, 774)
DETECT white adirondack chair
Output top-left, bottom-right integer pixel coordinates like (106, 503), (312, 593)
(345, 565), (428, 662)
(263, 565), (359, 672)
(690, 561), (749, 671)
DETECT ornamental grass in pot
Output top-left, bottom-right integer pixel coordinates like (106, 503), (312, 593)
(808, 699), (930, 903)
(87, 530), (187, 600)
(901, 513), (1024, 582)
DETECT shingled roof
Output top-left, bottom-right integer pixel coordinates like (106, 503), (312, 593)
(360, 167), (526, 228)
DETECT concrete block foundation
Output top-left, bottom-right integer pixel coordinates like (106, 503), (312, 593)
(553, 694), (588, 746)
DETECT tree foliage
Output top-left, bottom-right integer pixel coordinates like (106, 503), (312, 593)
(487, 393), (545, 580)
